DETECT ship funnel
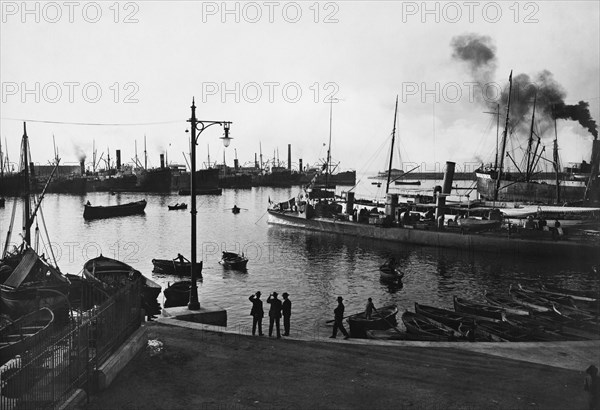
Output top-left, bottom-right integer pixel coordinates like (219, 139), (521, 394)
(435, 162), (455, 226)
(160, 154), (165, 169)
(288, 144), (292, 171)
(234, 158), (239, 170)
(299, 158), (303, 172)
(116, 150), (121, 170)
(80, 158), (85, 175)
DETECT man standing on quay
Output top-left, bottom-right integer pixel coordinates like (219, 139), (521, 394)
(267, 292), (282, 338)
(330, 296), (350, 339)
(249, 291), (264, 336)
(282, 292), (292, 336)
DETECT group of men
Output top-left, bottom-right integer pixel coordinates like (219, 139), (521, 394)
(249, 291), (292, 338)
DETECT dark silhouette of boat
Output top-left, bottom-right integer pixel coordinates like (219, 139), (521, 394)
(83, 199), (147, 220)
(219, 252), (248, 270)
(0, 307), (54, 365)
(347, 303), (398, 338)
(168, 203), (187, 211)
(401, 311), (464, 341)
(163, 281), (191, 308)
(83, 255), (161, 317)
(379, 259), (404, 282)
(152, 258), (202, 277)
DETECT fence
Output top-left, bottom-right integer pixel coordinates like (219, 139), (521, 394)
(0, 279), (142, 409)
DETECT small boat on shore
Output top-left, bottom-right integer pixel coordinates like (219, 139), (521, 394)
(168, 203), (187, 211)
(219, 252), (249, 271)
(163, 281), (191, 308)
(508, 287), (552, 313)
(453, 296), (506, 321)
(365, 328), (406, 340)
(484, 292), (531, 316)
(540, 285), (599, 302)
(83, 199), (147, 220)
(152, 258), (203, 277)
(414, 303), (475, 332)
(0, 307), (54, 365)
(83, 255), (161, 316)
(401, 311), (465, 341)
(347, 304), (398, 338)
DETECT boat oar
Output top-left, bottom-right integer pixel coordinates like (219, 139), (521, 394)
(372, 306), (404, 335)
(325, 314), (353, 324)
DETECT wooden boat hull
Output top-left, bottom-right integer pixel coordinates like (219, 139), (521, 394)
(401, 311), (464, 341)
(347, 304), (398, 338)
(152, 259), (203, 277)
(83, 200), (146, 220)
(267, 209), (600, 260)
(484, 292), (531, 316)
(163, 281), (191, 308)
(219, 253), (249, 271)
(414, 303), (475, 331)
(453, 296), (506, 321)
(379, 265), (404, 281)
(168, 204), (187, 210)
(0, 307), (54, 365)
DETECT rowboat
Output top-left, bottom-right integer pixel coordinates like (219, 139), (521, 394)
(365, 328), (406, 340)
(473, 320), (532, 342)
(168, 203), (187, 211)
(83, 199), (147, 220)
(484, 292), (531, 316)
(414, 303), (476, 332)
(453, 296), (506, 321)
(508, 286), (552, 312)
(401, 311), (465, 341)
(541, 285), (599, 302)
(152, 259), (203, 277)
(0, 307), (54, 365)
(517, 284), (579, 309)
(163, 281), (191, 308)
(219, 252), (249, 271)
(379, 260), (404, 282)
(83, 255), (161, 316)
(347, 304), (398, 338)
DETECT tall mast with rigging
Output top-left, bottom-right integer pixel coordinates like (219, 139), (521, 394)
(525, 92), (537, 181)
(386, 96), (399, 194)
(325, 98), (334, 189)
(21, 123), (31, 245)
(494, 70), (513, 201)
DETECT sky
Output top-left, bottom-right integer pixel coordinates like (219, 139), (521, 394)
(1, 1), (599, 174)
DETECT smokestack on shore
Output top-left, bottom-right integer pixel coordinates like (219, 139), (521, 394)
(288, 144), (292, 171)
(80, 158), (85, 175)
(116, 150), (121, 170)
(160, 154), (165, 169)
(299, 159), (303, 172)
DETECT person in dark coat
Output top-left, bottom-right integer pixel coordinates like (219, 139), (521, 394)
(330, 296), (349, 339)
(584, 364), (600, 410)
(267, 292), (282, 338)
(282, 292), (292, 336)
(249, 291), (264, 336)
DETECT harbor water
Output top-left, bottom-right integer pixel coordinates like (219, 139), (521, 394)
(1, 178), (598, 337)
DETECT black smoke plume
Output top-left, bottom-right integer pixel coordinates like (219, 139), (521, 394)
(451, 33), (497, 87)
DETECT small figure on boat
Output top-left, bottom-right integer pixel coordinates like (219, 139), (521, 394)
(330, 296), (349, 340)
(365, 297), (375, 320)
(424, 208), (435, 221)
(86, 200), (91, 206)
(282, 292), (292, 336)
(584, 364), (599, 410)
(267, 292), (282, 338)
(174, 253), (188, 264)
(249, 291), (264, 336)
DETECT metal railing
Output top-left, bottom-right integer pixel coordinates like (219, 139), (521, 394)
(0, 279), (142, 410)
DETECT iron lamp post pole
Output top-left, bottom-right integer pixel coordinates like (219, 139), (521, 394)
(187, 98), (232, 310)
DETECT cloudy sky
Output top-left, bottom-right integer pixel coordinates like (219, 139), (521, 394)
(1, 1), (598, 174)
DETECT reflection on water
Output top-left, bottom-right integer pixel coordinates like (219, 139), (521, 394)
(1, 185), (597, 335)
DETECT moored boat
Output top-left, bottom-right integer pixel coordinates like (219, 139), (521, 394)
(484, 292), (531, 316)
(83, 199), (147, 220)
(453, 296), (506, 321)
(347, 304), (398, 338)
(168, 203), (187, 211)
(0, 307), (54, 365)
(414, 303), (476, 332)
(163, 281), (191, 308)
(379, 259), (404, 282)
(401, 311), (464, 341)
(219, 252), (249, 271)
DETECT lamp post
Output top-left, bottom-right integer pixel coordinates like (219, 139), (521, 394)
(186, 98), (232, 310)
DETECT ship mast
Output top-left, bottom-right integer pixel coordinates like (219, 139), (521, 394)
(525, 92), (537, 181)
(386, 96), (399, 194)
(22, 122), (31, 245)
(325, 98), (333, 189)
(494, 70), (513, 201)
(553, 115), (561, 204)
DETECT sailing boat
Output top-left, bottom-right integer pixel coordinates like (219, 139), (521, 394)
(0, 123), (71, 320)
(475, 71), (600, 205)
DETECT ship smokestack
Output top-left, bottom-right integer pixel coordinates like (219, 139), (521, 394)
(255, 153), (259, 169)
(299, 158), (303, 172)
(234, 158), (239, 170)
(435, 161), (455, 227)
(288, 144), (292, 171)
(80, 158), (85, 175)
(116, 150), (121, 170)
(160, 154), (165, 169)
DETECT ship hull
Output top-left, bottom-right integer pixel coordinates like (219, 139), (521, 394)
(267, 210), (599, 260)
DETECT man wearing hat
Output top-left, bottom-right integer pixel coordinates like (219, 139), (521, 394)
(330, 296), (350, 339)
(267, 292), (283, 338)
(249, 291), (264, 336)
(282, 292), (292, 336)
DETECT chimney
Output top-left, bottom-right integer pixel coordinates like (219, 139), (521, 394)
(80, 158), (85, 175)
(160, 154), (165, 169)
(255, 153), (259, 169)
(116, 150), (121, 170)
(299, 158), (303, 172)
(234, 158), (239, 170)
(288, 144), (292, 171)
